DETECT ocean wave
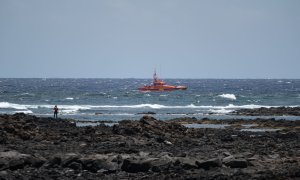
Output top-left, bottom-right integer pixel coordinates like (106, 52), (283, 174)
(14, 93), (35, 97)
(209, 109), (233, 114)
(65, 97), (74, 100)
(160, 95), (168, 97)
(0, 102), (28, 110)
(84, 92), (107, 97)
(15, 110), (33, 114)
(1, 101), (296, 114)
(218, 94), (237, 100)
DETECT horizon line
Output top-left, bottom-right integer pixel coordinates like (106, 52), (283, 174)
(0, 77), (300, 80)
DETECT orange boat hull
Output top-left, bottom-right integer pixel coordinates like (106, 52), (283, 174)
(139, 71), (187, 92)
(138, 85), (187, 92)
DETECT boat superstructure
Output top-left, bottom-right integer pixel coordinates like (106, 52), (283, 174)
(138, 71), (187, 92)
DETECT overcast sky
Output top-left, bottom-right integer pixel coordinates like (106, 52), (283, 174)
(0, 0), (299, 78)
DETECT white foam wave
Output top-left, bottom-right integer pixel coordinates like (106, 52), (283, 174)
(98, 113), (134, 116)
(65, 97), (74, 100)
(58, 105), (92, 114)
(0, 102), (28, 110)
(96, 104), (167, 109)
(1, 101), (297, 116)
(218, 94), (237, 100)
(210, 109), (233, 114)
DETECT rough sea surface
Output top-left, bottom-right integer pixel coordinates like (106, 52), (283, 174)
(0, 79), (299, 121)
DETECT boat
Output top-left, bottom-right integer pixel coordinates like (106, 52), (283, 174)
(138, 71), (187, 92)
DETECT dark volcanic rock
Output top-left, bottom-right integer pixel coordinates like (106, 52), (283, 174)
(233, 107), (300, 116)
(0, 151), (45, 170)
(224, 159), (248, 168)
(196, 158), (222, 170)
(0, 113), (299, 179)
(175, 157), (198, 169)
(80, 155), (118, 173)
(45, 156), (62, 168)
(137, 112), (156, 115)
(150, 155), (174, 172)
(121, 159), (151, 173)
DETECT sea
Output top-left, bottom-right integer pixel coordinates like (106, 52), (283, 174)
(0, 78), (299, 121)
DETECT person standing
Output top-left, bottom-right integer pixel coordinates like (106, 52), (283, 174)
(53, 105), (59, 119)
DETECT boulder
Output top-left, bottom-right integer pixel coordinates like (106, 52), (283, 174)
(26, 156), (46, 168)
(175, 157), (198, 170)
(121, 159), (151, 173)
(196, 158), (222, 170)
(0, 151), (44, 170)
(80, 155), (118, 173)
(150, 155), (174, 172)
(139, 116), (158, 126)
(68, 162), (82, 171)
(62, 153), (81, 167)
(224, 159), (248, 168)
(45, 156), (62, 168)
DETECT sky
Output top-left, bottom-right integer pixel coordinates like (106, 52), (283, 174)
(0, 0), (300, 78)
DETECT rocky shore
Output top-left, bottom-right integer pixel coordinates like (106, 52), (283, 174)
(0, 113), (299, 179)
(232, 106), (300, 116)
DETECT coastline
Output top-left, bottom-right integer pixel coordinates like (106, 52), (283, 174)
(0, 112), (299, 179)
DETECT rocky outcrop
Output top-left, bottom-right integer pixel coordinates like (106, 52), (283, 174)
(232, 107), (300, 116)
(0, 113), (299, 179)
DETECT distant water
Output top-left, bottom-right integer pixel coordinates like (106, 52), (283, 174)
(0, 79), (299, 121)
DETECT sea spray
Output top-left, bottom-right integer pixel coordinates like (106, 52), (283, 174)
(218, 94), (237, 100)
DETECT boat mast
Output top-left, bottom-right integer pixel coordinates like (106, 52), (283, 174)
(153, 69), (158, 84)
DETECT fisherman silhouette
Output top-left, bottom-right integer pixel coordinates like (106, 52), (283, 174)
(53, 105), (59, 119)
